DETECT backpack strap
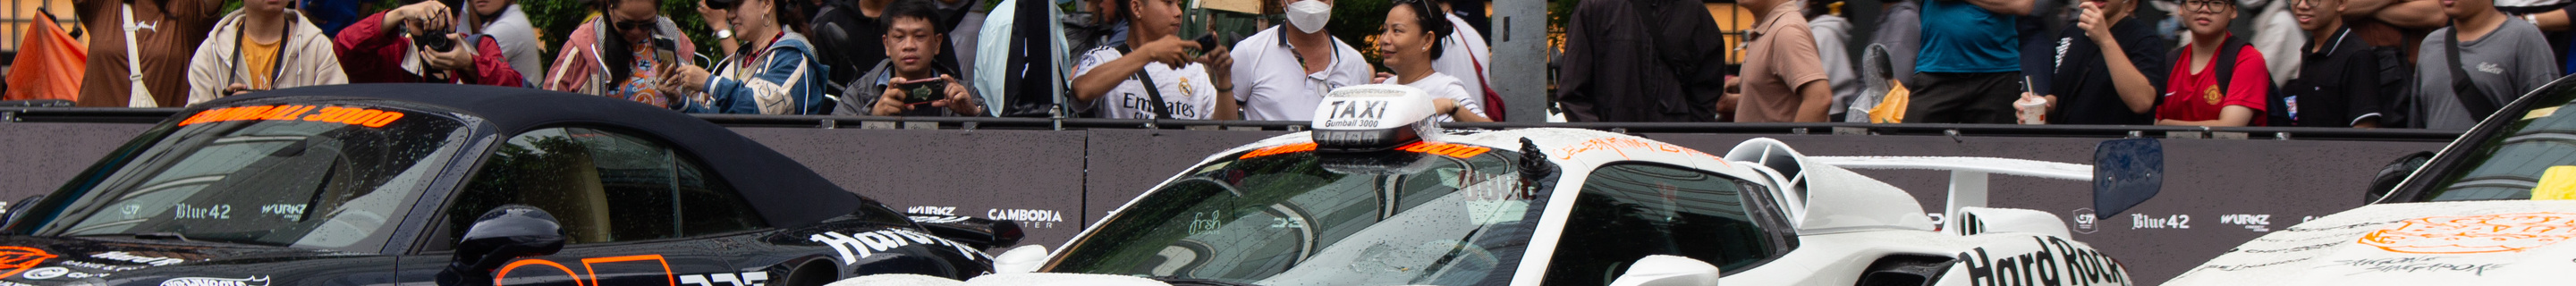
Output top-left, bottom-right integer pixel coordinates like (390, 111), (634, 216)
(2445, 24), (2501, 118)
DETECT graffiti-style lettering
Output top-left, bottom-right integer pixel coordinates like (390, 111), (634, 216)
(1961, 237), (2128, 286)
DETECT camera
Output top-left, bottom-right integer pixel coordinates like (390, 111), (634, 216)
(412, 29), (457, 53)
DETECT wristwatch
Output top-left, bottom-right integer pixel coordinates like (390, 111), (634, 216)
(715, 29), (733, 39)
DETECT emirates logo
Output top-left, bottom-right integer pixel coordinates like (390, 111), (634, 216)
(0, 247), (59, 278)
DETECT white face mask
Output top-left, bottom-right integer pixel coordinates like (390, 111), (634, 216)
(1286, 0), (1332, 34)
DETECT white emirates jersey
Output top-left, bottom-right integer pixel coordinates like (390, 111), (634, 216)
(1074, 47), (1220, 119)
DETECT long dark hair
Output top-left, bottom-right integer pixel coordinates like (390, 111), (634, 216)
(597, 0), (657, 84)
(1394, 0), (1449, 60)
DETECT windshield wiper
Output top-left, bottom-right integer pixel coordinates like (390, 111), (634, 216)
(134, 231), (190, 241)
(1145, 276), (1262, 286)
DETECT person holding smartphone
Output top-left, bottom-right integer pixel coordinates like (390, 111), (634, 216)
(544, 0), (699, 108)
(835, 0), (986, 116)
(661, 0), (829, 114)
(1068, 0), (1238, 120)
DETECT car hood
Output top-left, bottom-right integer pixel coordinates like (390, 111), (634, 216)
(0, 235), (351, 283)
(2165, 200), (2576, 285)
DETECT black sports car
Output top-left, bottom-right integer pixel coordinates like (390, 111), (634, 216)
(0, 84), (1015, 286)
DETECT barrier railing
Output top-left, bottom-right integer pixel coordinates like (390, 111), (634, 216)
(3, 107), (2467, 142)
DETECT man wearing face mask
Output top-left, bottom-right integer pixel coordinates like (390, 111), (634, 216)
(1226, 0), (1370, 121)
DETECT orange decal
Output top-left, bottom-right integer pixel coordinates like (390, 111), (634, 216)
(1552, 138), (1724, 164)
(0, 247), (56, 278)
(581, 255), (676, 286)
(1241, 143), (1319, 159)
(1397, 142), (1494, 158)
(180, 105), (408, 128)
(496, 259), (584, 286)
(2358, 212), (2576, 254)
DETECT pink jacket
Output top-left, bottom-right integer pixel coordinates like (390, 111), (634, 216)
(543, 17), (699, 95)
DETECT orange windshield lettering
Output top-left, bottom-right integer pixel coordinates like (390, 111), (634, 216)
(181, 105), (409, 128)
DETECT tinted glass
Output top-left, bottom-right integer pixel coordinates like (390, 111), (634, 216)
(451, 128), (764, 245)
(38, 104), (469, 251)
(2424, 89), (2576, 201)
(1542, 164), (1780, 286)
(1050, 143), (1547, 286)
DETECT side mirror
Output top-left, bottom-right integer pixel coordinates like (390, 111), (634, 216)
(2092, 139), (2164, 217)
(1606, 255), (1720, 286)
(3, 195), (45, 225)
(908, 214), (1024, 250)
(992, 245), (1049, 273)
(2368, 151), (2436, 204)
(453, 206), (567, 272)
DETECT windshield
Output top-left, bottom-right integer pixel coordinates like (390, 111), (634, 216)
(30, 104), (470, 251)
(2423, 87), (2576, 201)
(1048, 142), (1551, 286)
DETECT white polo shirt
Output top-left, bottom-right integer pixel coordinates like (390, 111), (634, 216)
(1399, 72), (1483, 122)
(1430, 13), (1493, 104)
(1073, 46), (1220, 119)
(1229, 27), (1375, 121)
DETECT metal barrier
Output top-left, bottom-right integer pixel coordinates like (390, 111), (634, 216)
(0, 107), (2463, 285)
(6, 107), (2467, 141)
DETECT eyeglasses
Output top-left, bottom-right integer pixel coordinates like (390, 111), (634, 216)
(614, 19), (655, 32)
(2291, 0), (2329, 7)
(2185, 0), (2231, 13)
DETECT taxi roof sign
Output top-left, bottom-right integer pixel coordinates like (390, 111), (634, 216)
(1310, 84), (1440, 152)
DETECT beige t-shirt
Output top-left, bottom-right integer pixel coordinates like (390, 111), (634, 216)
(1737, 3), (1829, 122)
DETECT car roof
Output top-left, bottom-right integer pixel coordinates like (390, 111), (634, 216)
(204, 84), (865, 228)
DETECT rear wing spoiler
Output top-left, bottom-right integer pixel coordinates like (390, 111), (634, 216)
(1810, 139), (2165, 231)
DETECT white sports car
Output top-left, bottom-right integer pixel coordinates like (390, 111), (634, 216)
(840, 85), (2151, 286)
(2161, 78), (2576, 285)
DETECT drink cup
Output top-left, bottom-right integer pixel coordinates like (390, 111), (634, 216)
(2015, 97), (2048, 125)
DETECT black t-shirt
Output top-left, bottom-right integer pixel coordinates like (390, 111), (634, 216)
(2046, 17), (2167, 125)
(809, 2), (963, 96)
(2275, 28), (2390, 127)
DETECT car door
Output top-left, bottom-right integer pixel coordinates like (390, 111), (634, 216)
(395, 127), (772, 286)
(1537, 163), (1800, 286)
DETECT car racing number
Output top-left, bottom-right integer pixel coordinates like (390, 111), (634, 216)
(492, 255), (762, 286)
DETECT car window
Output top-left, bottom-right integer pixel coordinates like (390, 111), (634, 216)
(2418, 89), (2576, 201)
(34, 104), (468, 252)
(449, 128), (766, 246)
(1543, 164), (1784, 286)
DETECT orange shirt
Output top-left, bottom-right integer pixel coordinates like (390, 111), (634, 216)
(242, 37), (284, 89)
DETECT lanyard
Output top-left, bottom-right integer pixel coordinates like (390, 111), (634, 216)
(229, 14), (292, 90)
(741, 30), (787, 68)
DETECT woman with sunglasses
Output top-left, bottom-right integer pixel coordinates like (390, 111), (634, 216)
(1377, 0), (1488, 122)
(2156, 0), (2271, 126)
(544, 0), (699, 108)
(662, 0), (829, 114)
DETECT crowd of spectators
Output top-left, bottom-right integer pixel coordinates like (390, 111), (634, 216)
(1699, 0), (2566, 129)
(13, 0), (2576, 129)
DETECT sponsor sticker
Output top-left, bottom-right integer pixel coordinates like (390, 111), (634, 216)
(159, 276), (269, 286)
(808, 229), (989, 264)
(179, 105), (406, 128)
(18, 266), (66, 280)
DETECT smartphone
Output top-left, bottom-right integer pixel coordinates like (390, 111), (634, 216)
(652, 37), (681, 65)
(1191, 35), (1219, 57)
(900, 78), (947, 105)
